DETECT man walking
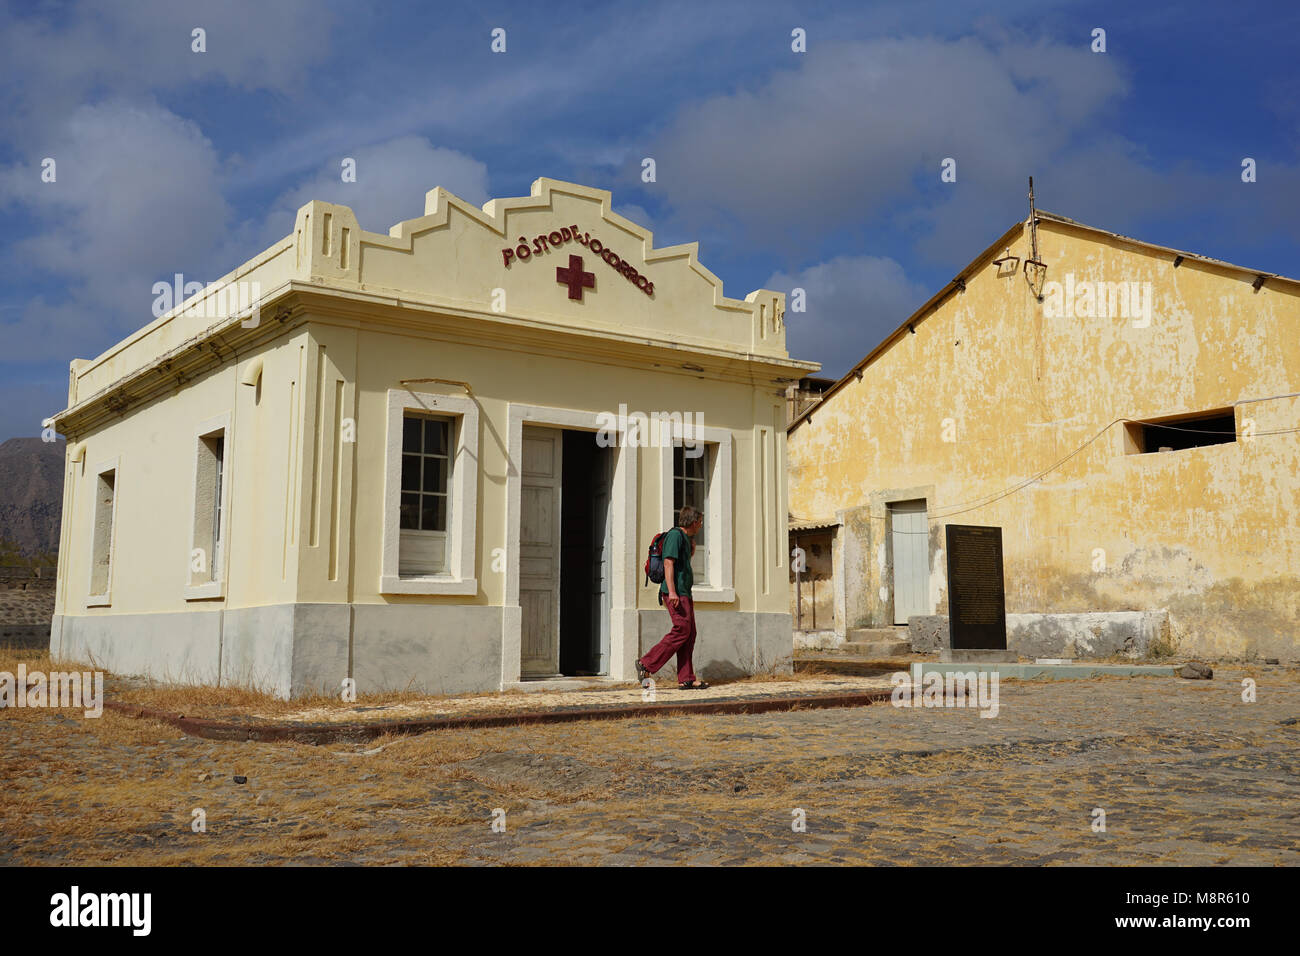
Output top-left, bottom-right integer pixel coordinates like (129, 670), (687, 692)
(636, 506), (709, 689)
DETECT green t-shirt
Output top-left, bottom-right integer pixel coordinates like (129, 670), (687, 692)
(659, 527), (694, 598)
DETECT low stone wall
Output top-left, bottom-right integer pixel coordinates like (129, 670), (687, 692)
(793, 629), (846, 652)
(0, 570), (56, 647)
(0, 624), (51, 648)
(908, 611), (1173, 660)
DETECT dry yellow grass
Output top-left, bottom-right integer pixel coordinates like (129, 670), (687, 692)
(3, 645), (875, 725)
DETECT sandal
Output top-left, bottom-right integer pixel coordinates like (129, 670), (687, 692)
(678, 680), (710, 690)
(635, 658), (650, 684)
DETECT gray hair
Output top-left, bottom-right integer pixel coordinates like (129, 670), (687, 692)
(677, 506), (703, 528)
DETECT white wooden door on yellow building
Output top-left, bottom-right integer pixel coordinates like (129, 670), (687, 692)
(890, 499), (930, 625)
(520, 426), (562, 677)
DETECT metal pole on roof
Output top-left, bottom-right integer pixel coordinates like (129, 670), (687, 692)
(1028, 176), (1040, 264)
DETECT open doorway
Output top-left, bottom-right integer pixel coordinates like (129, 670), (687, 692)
(560, 430), (613, 675)
(518, 425), (613, 678)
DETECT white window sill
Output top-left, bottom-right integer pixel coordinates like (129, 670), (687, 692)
(646, 586), (736, 604)
(184, 581), (225, 601)
(85, 594), (112, 608)
(689, 586), (736, 604)
(381, 575), (478, 596)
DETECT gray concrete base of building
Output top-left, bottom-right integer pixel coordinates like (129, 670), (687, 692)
(638, 609), (793, 682)
(52, 606), (792, 699)
(909, 610), (1172, 659)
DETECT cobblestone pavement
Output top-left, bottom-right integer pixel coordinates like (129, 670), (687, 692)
(3, 669), (1298, 865)
(249, 675), (896, 725)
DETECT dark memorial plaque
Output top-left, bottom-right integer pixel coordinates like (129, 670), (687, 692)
(945, 524), (1007, 650)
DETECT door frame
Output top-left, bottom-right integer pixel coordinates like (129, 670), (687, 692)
(518, 424), (564, 678)
(588, 441), (615, 675)
(887, 497), (930, 625)
(503, 404), (638, 686)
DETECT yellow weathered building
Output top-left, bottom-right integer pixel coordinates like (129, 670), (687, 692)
(50, 178), (815, 697)
(788, 212), (1298, 661)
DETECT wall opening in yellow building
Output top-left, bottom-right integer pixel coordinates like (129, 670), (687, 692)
(1123, 409), (1237, 454)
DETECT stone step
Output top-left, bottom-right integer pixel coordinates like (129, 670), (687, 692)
(847, 627), (911, 644)
(502, 677), (631, 693)
(842, 639), (911, 657)
(794, 656), (910, 676)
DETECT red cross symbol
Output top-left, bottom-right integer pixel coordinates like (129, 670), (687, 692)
(556, 254), (595, 301)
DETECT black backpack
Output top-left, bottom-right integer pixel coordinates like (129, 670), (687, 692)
(644, 528), (680, 585)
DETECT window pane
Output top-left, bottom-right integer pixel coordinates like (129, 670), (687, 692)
(683, 480), (704, 511)
(399, 493), (420, 530)
(422, 457), (447, 493)
(403, 416), (422, 453)
(682, 451), (705, 480)
(421, 494), (446, 532)
(401, 454), (420, 493)
(692, 548), (707, 578)
(424, 418), (449, 455)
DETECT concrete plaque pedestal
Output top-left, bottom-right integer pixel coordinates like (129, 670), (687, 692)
(940, 648), (1017, 663)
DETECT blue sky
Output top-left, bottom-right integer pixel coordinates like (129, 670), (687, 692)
(1, 0), (1297, 442)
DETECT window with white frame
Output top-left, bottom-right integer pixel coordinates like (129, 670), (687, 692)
(186, 415), (231, 600)
(191, 433), (225, 585)
(399, 413), (454, 575)
(658, 424), (734, 602)
(673, 443), (710, 586)
(381, 390), (479, 595)
(89, 464), (117, 602)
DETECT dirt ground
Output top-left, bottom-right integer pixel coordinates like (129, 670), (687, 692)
(2, 647), (1297, 866)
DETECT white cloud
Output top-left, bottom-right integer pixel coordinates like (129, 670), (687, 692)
(0, 0), (332, 145)
(647, 35), (1130, 243)
(1, 99), (233, 360)
(6, 99), (231, 283)
(614, 204), (654, 231)
(767, 254), (929, 377)
(258, 137), (491, 242)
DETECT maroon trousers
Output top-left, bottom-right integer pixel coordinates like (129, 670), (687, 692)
(640, 595), (697, 684)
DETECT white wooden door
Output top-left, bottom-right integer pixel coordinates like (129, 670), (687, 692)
(590, 445), (614, 673)
(890, 499), (930, 625)
(520, 426), (562, 677)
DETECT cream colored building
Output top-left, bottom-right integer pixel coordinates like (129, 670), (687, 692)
(50, 178), (816, 697)
(788, 212), (1299, 661)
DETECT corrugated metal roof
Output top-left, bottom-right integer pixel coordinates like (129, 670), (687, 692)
(788, 518), (841, 532)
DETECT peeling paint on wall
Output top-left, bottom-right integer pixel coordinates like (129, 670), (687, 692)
(788, 217), (1300, 660)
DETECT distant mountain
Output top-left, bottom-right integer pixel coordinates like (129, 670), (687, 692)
(0, 437), (65, 557)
